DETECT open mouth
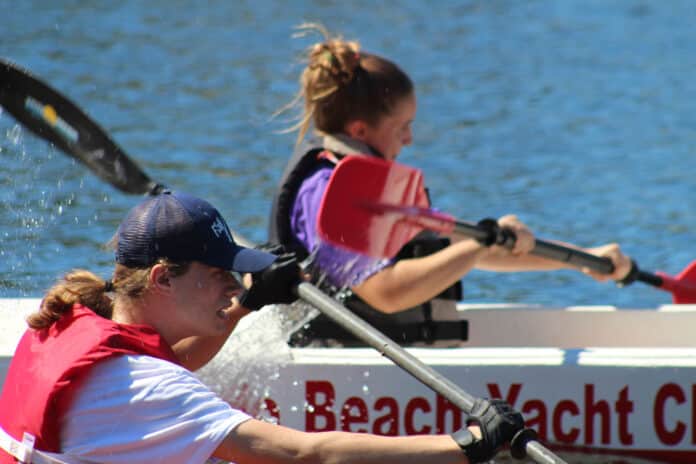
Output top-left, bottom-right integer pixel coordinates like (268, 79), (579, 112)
(216, 305), (234, 320)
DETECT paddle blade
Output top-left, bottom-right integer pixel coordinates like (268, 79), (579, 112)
(657, 261), (696, 304)
(317, 155), (430, 258)
(0, 59), (158, 195)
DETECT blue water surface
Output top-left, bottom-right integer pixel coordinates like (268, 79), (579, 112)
(1, 0), (695, 308)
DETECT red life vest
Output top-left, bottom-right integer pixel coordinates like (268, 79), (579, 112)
(0, 304), (179, 460)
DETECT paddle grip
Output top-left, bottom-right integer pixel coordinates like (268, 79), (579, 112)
(510, 428), (540, 460)
(455, 219), (616, 274)
(530, 240), (615, 274)
(639, 269), (665, 288)
(453, 220), (518, 248)
(148, 183), (167, 196)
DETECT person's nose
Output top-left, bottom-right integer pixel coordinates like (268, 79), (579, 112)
(403, 128), (413, 146)
(224, 273), (244, 295)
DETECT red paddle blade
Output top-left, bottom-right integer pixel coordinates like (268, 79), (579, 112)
(657, 261), (696, 304)
(317, 155), (429, 258)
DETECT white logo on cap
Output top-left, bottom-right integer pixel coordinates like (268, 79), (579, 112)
(211, 216), (233, 243)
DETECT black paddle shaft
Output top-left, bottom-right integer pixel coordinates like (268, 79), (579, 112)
(453, 219), (668, 288)
(0, 59), (162, 195)
(453, 219), (615, 270)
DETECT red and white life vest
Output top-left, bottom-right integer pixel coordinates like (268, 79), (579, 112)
(0, 304), (179, 462)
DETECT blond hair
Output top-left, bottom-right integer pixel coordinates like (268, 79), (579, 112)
(27, 260), (190, 329)
(282, 23), (414, 145)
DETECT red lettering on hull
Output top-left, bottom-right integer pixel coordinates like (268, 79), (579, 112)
(294, 379), (696, 451)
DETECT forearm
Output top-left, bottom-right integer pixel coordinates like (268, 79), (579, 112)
(353, 239), (486, 312)
(308, 432), (467, 464)
(475, 248), (570, 272)
(221, 421), (467, 464)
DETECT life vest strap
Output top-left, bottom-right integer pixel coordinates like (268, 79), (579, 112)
(0, 427), (68, 464)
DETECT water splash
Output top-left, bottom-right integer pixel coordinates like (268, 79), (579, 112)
(1, 119), (112, 296)
(308, 238), (392, 289)
(195, 300), (319, 418)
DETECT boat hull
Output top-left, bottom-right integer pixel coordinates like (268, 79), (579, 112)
(3, 299), (696, 463)
(246, 347), (696, 463)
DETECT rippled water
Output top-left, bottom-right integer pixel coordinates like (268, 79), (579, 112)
(2, 0), (696, 308)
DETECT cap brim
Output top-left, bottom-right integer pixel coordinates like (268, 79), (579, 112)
(231, 247), (277, 273)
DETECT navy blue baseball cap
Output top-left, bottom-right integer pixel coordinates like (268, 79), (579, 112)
(115, 191), (276, 272)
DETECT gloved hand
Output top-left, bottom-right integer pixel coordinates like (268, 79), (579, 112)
(238, 253), (301, 311)
(450, 398), (525, 463)
(253, 241), (289, 256)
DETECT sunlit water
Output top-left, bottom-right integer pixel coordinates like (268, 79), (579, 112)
(3, 2), (696, 442)
(3, 1), (696, 310)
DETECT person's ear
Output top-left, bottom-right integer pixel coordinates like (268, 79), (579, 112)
(150, 264), (172, 293)
(345, 119), (368, 141)
(242, 273), (253, 289)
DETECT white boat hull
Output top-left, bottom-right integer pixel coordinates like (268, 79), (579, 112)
(3, 299), (696, 463)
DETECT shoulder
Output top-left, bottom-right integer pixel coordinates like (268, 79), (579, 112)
(294, 165), (334, 211)
(66, 355), (219, 411)
(79, 355), (230, 405)
(298, 165), (333, 192)
(61, 355), (250, 462)
(92, 353), (188, 381)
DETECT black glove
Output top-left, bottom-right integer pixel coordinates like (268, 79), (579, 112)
(451, 398), (525, 463)
(238, 253), (301, 311)
(253, 241), (289, 256)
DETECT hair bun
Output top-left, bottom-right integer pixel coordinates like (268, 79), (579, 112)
(310, 41), (361, 86)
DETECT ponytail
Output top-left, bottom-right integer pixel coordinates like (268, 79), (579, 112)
(28, 270), (113, 329)
(27, 260), (191, 330)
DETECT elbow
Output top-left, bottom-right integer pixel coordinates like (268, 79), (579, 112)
(352, 285), (412, 314)
(351, 267), (423, 313)
(372, 296), (412, 313)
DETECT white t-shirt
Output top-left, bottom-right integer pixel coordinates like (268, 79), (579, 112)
(46, 354), (251, 464)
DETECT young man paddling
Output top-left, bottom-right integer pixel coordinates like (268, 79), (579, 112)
(0, 191), (524, 464)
